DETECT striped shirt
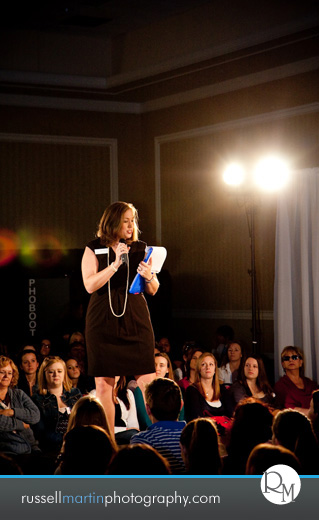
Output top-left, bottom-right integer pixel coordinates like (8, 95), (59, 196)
(130, 421), (186, 474)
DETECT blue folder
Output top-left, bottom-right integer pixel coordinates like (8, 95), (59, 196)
(129, 247), (153, 294)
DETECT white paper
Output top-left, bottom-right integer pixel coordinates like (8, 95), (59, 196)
(145, 246), (167, 273)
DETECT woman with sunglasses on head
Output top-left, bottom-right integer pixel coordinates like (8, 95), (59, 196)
(274, 346), (318, 414)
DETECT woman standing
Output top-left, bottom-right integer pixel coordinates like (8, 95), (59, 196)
(81, 201), (159, 431)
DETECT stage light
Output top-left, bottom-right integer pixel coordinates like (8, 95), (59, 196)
(222, 153), (291, 353)
(253, 156), (290, 191)
(222, 163), (245, 186)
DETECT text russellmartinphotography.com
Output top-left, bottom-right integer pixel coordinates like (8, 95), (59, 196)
(21, 490), (221, 508)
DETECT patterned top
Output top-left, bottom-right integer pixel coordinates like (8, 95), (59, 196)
(130, 420), (186, 474)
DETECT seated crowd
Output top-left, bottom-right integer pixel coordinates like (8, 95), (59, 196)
(1, 327), (319, 476)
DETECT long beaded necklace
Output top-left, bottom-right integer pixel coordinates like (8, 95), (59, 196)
(107, 248), (129, 318)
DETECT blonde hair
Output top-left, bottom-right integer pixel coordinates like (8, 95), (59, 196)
(97, 201), (139, 246)
(194, 352), (220, 400)
(0, 356), (19, 388)
(38, 356), (72, 395)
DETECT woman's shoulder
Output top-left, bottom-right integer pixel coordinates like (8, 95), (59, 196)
(274, 375), (290, 390)
(229, 379), (243, 390)
(303, 376), (318, 390)
(8, 387), (28, 403)
(67, 388), (82, 399)
(229, 380), (246, 397)
(185, 384), (202, 397)
(11, 387), (32, 400)
(86, 237), (103, 251)
(32, 390), (45, 402)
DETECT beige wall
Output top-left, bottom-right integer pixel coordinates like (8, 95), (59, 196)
(1, 69), (319, 354)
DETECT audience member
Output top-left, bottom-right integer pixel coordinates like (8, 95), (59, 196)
(178, 347), (205, 396)
(17, 349), (39, 397)
(274, 346), (318, 413)
(218, 341), (244, 386)
(246, 443), (301, 474)
(157, 337), (171, 355)
(15, 344), (37, 365)
(68, 340), (87, 375)
(69, 331), (85, 346)
(134, 353), (184, 430)
(131, 378), (186, 474)
(180, 418), (222, 474)
(176, 340), (200, 380)
(56, 425), (117, 475)
(184, 353), (231, 434)
(227, 355), (276, 416)
(65, 394), (111, 436)
(222, 398), (273, 475)
(107, 444), (171, 475)
(157, 336), (183, 379)
(32, 356), (81, 455)
(214, 325), (234, 363)
(0, 356), (40, 457)
(272, 408), (319, 474)
(38, 338), (52, 364)
(65, 357), (95, 394)
(308, 389), (319, 441)
(155, 352), (174, 380)
(113, 376), (139, 444)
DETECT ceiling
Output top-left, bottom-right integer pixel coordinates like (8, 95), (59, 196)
(0, 0), (206, 35)
(0, 0), (319, 112)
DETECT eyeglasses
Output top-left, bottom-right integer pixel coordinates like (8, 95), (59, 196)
(282, 355), (300, 362)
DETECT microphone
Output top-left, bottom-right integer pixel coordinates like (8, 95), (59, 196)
(119, 239), (128, 264)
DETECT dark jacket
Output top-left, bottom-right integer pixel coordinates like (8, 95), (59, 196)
(32, 387), (81, 452)
(17, 371), (38, 397)
(0, 388), (40, 455)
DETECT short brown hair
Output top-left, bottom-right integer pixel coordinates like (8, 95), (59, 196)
(145, 378), (182, 421)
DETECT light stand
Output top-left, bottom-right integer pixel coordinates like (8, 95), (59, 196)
(223, 156), (290, 353)
(247, 197), (258, 353)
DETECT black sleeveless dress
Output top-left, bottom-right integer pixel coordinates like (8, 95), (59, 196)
(85, 239), (155, 377)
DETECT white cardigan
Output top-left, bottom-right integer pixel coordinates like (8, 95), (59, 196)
(89, 388), (139, 433)
(114, 388), (139, 433)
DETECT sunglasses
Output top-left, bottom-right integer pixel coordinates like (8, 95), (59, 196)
(282, 355), (300, 362)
